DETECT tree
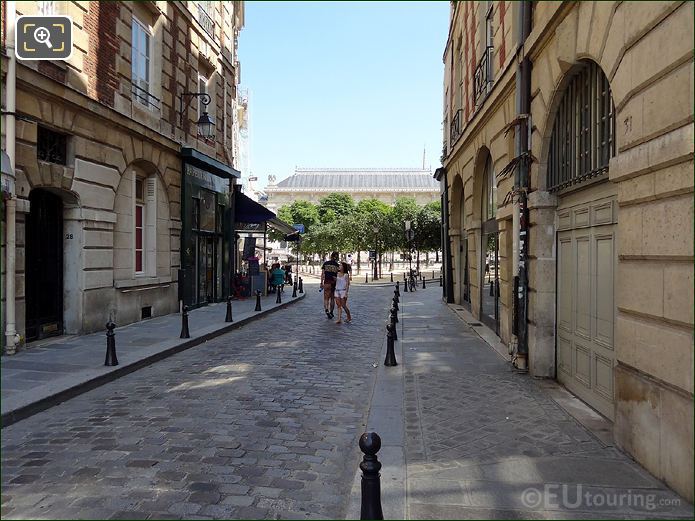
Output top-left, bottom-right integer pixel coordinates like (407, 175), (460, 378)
(356, 198), (391, 277)
(317, 193), (356, 224)
(277, 201), (320, 233)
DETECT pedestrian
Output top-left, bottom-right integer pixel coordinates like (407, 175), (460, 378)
(334, 261), (352, 324)
(321, 251), (340, 319)
(271, 263), (285, 293)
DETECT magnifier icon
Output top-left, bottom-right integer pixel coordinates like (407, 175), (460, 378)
(34, 26), (53, 48)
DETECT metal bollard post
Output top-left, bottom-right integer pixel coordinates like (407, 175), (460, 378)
(395, 281), (400, 296)
(432, 270), (435, 278)
(276, 287), (282, 304)
(390, 305), (399, 323)
(422, 277), (426, 289)
(365, 273), (369, 284)
(440, 275), (443, 287)
(490, 280), (494, 297)
(104, 320), (118, 366)
(403, 278), (408, 292)
(384, 323), (398, 367)
(390, 272), (393, 282)
(255, 290), (262, 311)
(390, 312), (398, 341)
(392, 299), (399, 312)
(393, 291), (399, 304)
(180, 305), (190, 339)
(403, 272), (407, 282)
(299, 277), (304, 293)
(359, 432), (384, 520)
(292, 282), (298, 297)
(225, 297), (233, 322)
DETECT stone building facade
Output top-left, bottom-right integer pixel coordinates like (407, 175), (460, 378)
(440, 1), (693, 499)
(264, 167), (440, 214)
(1, 1), (244, 349)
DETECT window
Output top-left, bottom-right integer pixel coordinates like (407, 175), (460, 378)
(198, 75), (208, 116)
(135, 178), (145, 273)
(547, 61), (616, 192)
(37, 1), (56, 15)
(131, 17), (152, 107)
(134, 175), (158, 276)
(482, 155), (496, 222)
(37, 127), (68, 165)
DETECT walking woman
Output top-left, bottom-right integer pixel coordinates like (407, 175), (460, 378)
(334, 262), (352, 324)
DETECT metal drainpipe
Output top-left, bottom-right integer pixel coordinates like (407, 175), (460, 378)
(513, 0), (533, 369)
(4, 1), (20, 354)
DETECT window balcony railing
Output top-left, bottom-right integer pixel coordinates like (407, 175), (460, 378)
(132, 83), (161, 110)
(449, 108), (463, 147)
(474, 46), (494, 106)
(197, 3), (216, 39)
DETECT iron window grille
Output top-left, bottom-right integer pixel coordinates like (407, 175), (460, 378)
(474, 46), (494, 107)
(449, 109), (463, 146)
(131, 83), (161, 110)
(547, 61), (616, 192)
(37, 126), (68, 165)
(197, 2), (216, 39)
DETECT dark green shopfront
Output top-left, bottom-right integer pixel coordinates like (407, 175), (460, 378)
(180, 147), (239, 308)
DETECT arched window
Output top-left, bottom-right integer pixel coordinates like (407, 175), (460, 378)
(547, 61), (616, 192)
(482, 155), (496, 222)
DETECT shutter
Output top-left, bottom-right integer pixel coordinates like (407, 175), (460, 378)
(145, 176), (157, 276)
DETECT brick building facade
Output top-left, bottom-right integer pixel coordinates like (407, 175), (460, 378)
(1, 1), (245, 348)
(439, 0), (693, 500)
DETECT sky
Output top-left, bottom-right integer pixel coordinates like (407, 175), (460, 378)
(237, 1), (450, 189)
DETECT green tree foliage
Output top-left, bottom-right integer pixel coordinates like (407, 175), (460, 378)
(277, 201), (320, 233)
(317, 193), (356, 223)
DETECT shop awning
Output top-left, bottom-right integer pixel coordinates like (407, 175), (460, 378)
(181, 147), (240, 179)
(234, 191), (276, 223)
(268, 218), (297, 236)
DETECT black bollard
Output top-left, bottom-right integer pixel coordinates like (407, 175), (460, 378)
(390, 272), (393, 282)
(299, 277), (304, 293)
(403, 272), (407, 282)
(104, 320), (118, 366)
(255, 290), (262, 311)
(422, 277), (426, 289)
(403, 278), (408, 292)
(439, 275), (443, 287)
(392, 299), (399, 312)
(393, 291), (399, 304)
(395, 281), (400, 296)
(276, 287), (282, 304)
(359, 432), (384, 520)
(390, 306), (398, 323)
(225, 297), (233, 322)
(365, 273), (369, 284)
(292, 282), (298, 297)
(390, 312), (398, 341)
(180, 305), (190, 339)
(490, 280), (494, 297)
(432, 270), (435, 278)
(384, 323), (398, 367)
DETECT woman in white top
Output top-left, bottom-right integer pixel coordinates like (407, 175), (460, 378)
(334, 262), (352, 324)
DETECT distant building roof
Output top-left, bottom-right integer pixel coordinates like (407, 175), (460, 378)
(267, 168), (439, 192)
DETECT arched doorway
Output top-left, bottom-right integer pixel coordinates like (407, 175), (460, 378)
(26, 189), (64, 341)
(458, 184), (470, 309)
(548, 60), (617, 420)
(480, 155), (499, 333)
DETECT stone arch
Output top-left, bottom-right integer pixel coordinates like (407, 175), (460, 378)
(537, 58), (616, 192)
(450, 173), (464, 234)
(114, 160), (172, 281)
(471, 145), (492, 224)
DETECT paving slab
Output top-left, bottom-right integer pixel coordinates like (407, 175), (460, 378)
(1, 290), (305, 426)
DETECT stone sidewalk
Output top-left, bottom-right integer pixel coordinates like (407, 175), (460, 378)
(1, 289), (305, 427)
(349, 286), (693, 519)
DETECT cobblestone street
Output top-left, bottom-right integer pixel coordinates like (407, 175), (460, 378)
(1, 283), (393, 520)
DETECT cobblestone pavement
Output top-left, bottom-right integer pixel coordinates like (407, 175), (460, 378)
(1, 283), (393, 520)
(402, 290), (693, 519)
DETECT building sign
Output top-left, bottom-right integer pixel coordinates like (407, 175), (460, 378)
(185, 163), (228, 193)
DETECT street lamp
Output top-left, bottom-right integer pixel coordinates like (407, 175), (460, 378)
(179, 92), (216, 139)
(372, 224), (379, 281)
